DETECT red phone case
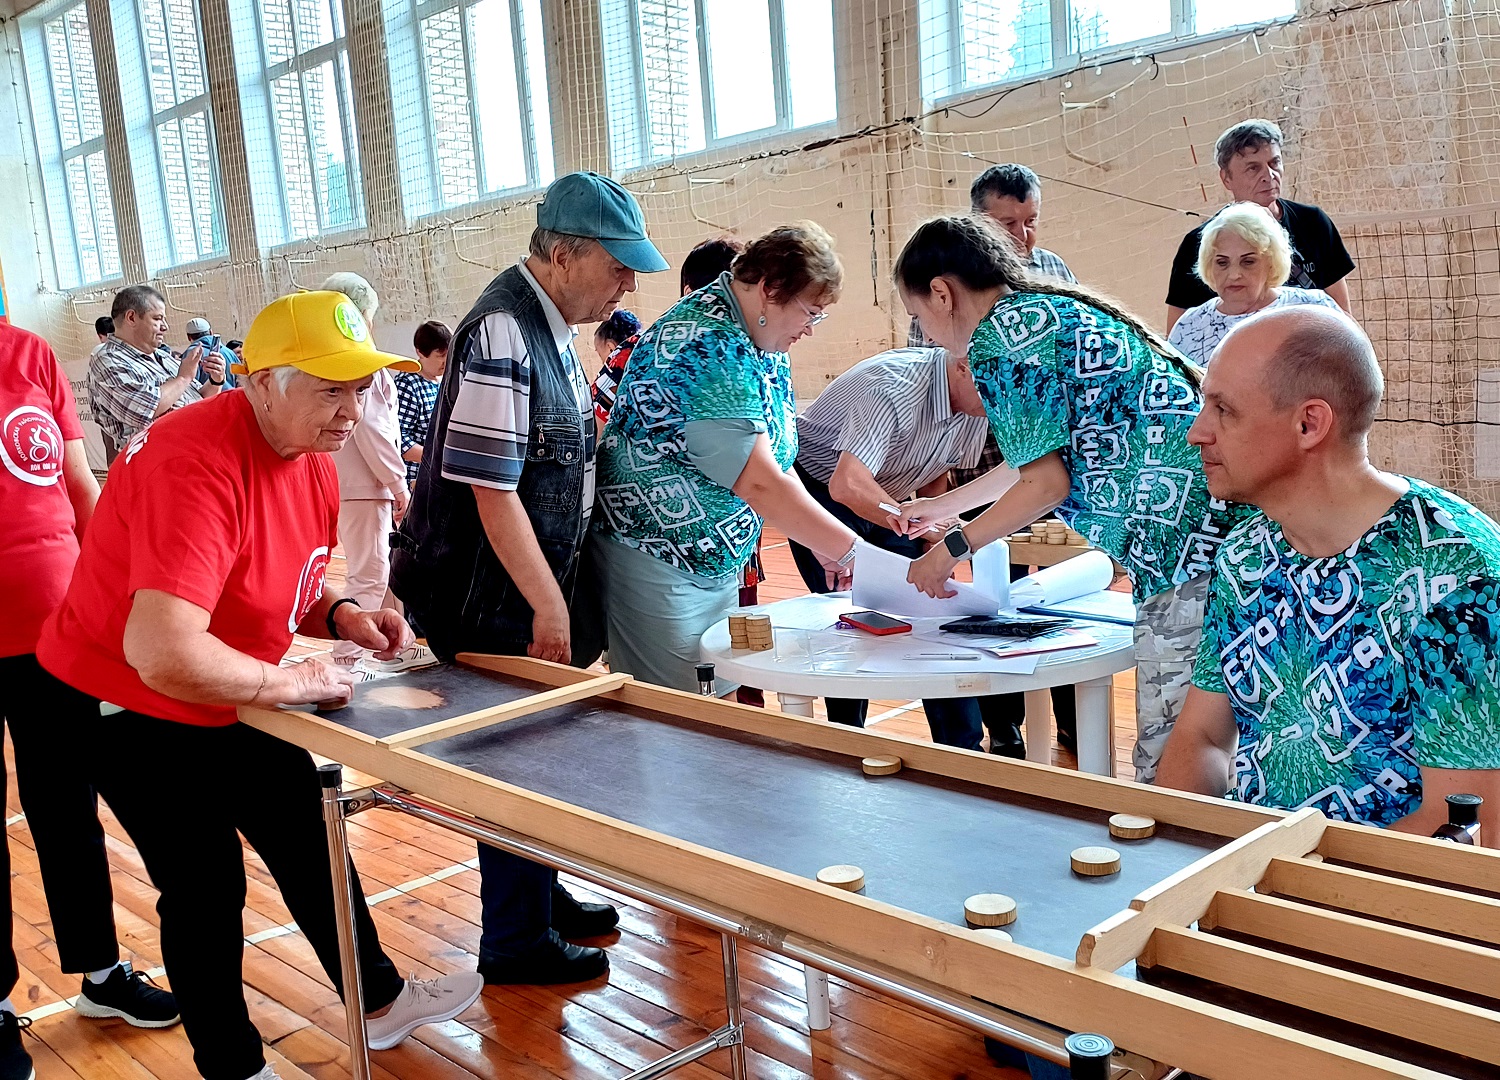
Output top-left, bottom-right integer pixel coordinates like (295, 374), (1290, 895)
(840, 611), (913, 636)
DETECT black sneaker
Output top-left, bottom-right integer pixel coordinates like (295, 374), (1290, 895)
(74, 963), (181, 1028)
(478, 930), (608, 985)
(0, 1012), (34, 1080)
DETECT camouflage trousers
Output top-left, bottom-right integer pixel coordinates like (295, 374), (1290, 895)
(1132, 574), (1209, 784)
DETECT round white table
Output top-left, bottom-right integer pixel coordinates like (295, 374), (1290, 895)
(700, 593), (1136, 778)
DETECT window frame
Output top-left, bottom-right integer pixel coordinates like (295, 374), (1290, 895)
(251, 0), (364, 241)
(405, 0), (548, 215)
(925, 0), (1295, 104)
(607, 0), (837, 170)
(130, 0), (229, 269)
(24, 0), (123, 289)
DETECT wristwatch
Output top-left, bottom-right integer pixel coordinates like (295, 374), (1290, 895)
(943, 525), (974, 562)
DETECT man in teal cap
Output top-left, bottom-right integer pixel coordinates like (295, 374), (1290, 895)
(392, 171), (666, 984)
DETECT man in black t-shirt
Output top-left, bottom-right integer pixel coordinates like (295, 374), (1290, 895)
(1165, 119), (1355, 332)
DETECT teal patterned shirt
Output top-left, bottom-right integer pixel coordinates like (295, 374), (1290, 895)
(594, 274), (797, 579)
(967, 291), (1241, 602)
(1192, 479), (1500, 826)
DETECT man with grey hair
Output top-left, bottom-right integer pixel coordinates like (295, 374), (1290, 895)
(392, 171), (668, 986)
(89, 284), (224, 459)
(1159, 306), (1500, 840)
(1165, 119), (1355, 331)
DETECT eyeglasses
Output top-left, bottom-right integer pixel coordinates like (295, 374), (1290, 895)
(796, 299), (829, 328)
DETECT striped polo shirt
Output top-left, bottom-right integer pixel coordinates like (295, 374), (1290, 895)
(795, 348), (988, 500)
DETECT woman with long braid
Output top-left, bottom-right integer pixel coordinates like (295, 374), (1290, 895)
(893, 215), (1244, 782)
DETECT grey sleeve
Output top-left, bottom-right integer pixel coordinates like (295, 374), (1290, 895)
(685, 418), (768, 490)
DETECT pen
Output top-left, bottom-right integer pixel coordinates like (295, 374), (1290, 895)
(878, 502), (902, 516)
(903, 652), (981, 660)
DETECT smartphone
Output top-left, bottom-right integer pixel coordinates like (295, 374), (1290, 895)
(840, 610), (913, 636)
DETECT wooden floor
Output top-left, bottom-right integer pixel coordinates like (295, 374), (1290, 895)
(9, 529), (1138, 1079)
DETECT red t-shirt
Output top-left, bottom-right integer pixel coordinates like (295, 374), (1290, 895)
(37, 391), (339, 726)
(1, 322), (84, 657)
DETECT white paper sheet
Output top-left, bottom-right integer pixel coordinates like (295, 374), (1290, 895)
(850, 541), (1003, 618)
(1008, 550), (1115, 609)
(1024, 588), (1136, 626)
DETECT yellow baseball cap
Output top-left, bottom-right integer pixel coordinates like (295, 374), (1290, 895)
(232, 291), (421, 381)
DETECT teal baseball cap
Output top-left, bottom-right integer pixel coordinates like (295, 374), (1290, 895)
(537, 172), (669, 273)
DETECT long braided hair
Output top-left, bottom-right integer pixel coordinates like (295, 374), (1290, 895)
(893, 215), (1202, 385)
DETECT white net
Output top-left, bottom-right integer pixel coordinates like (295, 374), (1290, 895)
(15, 0), (1500, 513)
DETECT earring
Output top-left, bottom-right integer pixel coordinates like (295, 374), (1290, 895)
(758, 314), (767, 327)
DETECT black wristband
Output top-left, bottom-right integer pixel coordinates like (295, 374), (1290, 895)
(326, 597), (360, 639)
(209, 378), (225, 385)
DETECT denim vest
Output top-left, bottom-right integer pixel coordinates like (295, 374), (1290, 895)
(390, 265), (599, 661)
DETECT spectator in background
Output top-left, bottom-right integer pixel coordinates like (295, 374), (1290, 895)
(396, 320), (450, 489)
(1167, 202), (1341, 366)
(226, 340), (244, 362)
(89, 285), (224, 463)
(184, 317), (239, 390)
(1166, 118), (1354, 332)
(592, 310), (640, 365)
(93, 317), (113, 349)
(320, 272), (430, 673)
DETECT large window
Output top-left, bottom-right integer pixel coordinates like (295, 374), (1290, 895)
(602, 0), (837, 169)
(388, 0), (553, 217)
(23, 1), (122, 287)
(136, 0), (226, 266)
(254, 0), (362, 241)
(923, 0), (1297, 100)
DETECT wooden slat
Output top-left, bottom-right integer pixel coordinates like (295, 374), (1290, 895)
(1204, 889), (1500, 1000)
(379, 672), (632, 749)
(1264, 857), (1500, 947)
(1321, 820), (1500, 896)
(1075, 808), (1326, 971)
(1145, 924), (1500, 1066)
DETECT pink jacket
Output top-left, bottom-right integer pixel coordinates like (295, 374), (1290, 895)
(332, 368), (406, 501)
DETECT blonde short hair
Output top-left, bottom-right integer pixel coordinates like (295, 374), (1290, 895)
(1196, 203), (1291, 295)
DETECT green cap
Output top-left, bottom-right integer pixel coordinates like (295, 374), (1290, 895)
(537, 172), (669, 273)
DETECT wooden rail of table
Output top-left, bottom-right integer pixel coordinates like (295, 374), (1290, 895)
(379, 672), (632, 749)
(239, 654), (1500, 1079)
(1075, 809), (1326, 971)
(1202, 890), (1500, 1000)
(1142, 925), (1500, 1067)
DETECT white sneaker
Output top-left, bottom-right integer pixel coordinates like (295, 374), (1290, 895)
(365, 972), (484, 1051)
(367, 643), (437, 673)
(243, 1066), (283, 1080)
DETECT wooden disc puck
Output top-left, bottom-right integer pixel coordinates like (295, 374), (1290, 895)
(861, 755), (902, 776)
(964, 893), (1017, 927)
(974, 928), (1013, 943)
(817, 864), (865, 891)
(1071, 846), (1122, 876)
(1107, 813), (1156, 840)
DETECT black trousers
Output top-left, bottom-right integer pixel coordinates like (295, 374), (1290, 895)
(40, 668), (405, 1080)
(0, 653), (120, 978)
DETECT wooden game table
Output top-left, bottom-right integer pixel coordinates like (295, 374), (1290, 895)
(241, 655), (1500, 1080)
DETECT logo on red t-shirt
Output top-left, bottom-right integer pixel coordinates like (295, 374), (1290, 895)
(1, 406), (65, 487)
(289, 546), (331, 633)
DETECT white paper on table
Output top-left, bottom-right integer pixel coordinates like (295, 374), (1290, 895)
(1024, 588), (1135, 626)
(1008, 549), (1114, 609)
(850, 540), (1003, 618)
(854, 653), (1040, 675)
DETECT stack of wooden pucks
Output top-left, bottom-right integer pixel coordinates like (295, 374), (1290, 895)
(1044, 519), (1068, 545)
(728, 613), (751, 650)
(1065, 527), (1085, 545)
(1028, 521), (1050, 543)
(744, 614), (774, 652)
(1008, 532), (1032, 545)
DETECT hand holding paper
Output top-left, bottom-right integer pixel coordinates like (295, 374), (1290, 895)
(851, 541), (1004, 618)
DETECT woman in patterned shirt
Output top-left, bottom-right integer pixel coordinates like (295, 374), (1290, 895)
(593, 223), (860, 693)
(893, 216), (1244, 782)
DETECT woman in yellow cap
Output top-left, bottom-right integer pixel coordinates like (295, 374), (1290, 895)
(34, 291), (483, 1080)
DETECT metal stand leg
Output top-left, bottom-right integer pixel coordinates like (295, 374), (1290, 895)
(319, 763), (372, 1080)
(1023, 688), (1052, 764)
(1074, 676), (1115, 777)
(805, 965), (831, 1030)
(721, 934), (748, 1080)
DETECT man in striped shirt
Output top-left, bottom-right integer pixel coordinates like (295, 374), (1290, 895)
(790, 347), (1006, 749)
